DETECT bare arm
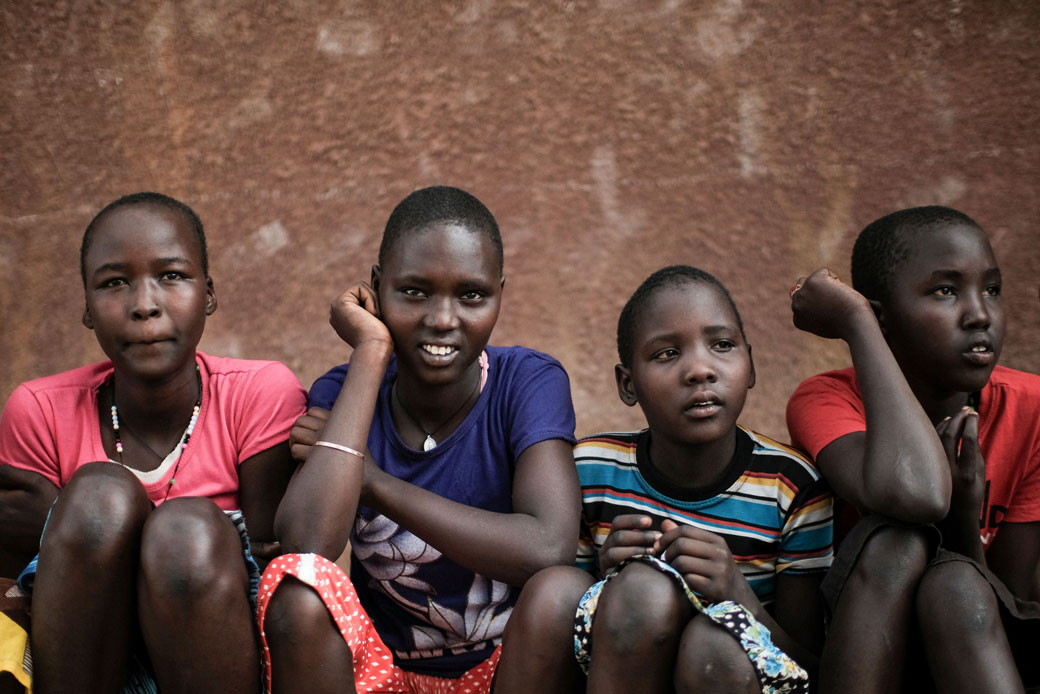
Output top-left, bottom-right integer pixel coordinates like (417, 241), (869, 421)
(361, 436), (580, 587)
(274, 284), (394, 559)
(986, 522), (1040, 602)
(0, 464), (59, 578)
(237, 441), (296, 562)
(792, 269), (950, 521)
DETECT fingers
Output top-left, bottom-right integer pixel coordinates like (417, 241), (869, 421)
(289, 408), (330, 462)
(600, 515), (660, 572)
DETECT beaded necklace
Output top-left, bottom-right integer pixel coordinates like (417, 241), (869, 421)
(109, 365), (202, 501)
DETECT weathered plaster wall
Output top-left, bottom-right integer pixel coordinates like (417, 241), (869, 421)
(2, 1), (1038, 441)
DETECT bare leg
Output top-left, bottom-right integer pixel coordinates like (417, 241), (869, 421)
(264, 576), (355, 693)
(495, 566), (592, 694)
(818, 524), (930, 694)
(31, 462), (152, 694)
(585, 562), (693, 694)
(917, 560), (1024, 694)
(674, 613), (758, 694)
(138, 497), (260, 693)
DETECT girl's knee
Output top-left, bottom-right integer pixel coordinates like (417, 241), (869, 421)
(42, 462), (151, 559)
(675, 613), (758, 692)
(850, 524), (931, 593)
(506, 566), (593, 640)
(264, 577), (338, 644)
(594, 563), (689, 652)
(917, 560), (1000, 636)
(139, 498), (246, 601)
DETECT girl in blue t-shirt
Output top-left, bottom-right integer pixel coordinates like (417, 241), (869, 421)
(258, 186), (579, 693)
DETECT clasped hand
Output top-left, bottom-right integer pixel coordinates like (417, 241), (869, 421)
(598, 514), (753, 605)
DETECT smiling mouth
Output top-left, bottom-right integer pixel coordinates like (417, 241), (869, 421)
(422, 344), (457, 356)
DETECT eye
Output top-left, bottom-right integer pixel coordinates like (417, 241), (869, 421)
(460, 290), (485, 303)
(983, 284), (1001, 297)
(932, 286), (955, 297)
(712, 339), (736, 352)
(159, 271), (185, 281)
(402, 288), (426, 298)
(100, 277), (127, 289)
(651, 348), (679, 362)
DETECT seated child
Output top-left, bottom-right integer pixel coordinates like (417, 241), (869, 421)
(257, 185), (580, 693)
(0, 192), (306, 693)
(786, 206), (1040, 692)
(494, 265), (833, 694)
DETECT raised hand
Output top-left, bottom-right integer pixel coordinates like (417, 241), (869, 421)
(329, 282), (393, 351)
(936, 408), (986, 559)
(790, 268), (873, 340)
(598, 514), (661, 576)
(655, 519), (755, 605)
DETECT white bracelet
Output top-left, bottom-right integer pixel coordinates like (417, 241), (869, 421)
(314, 440), (366, 461)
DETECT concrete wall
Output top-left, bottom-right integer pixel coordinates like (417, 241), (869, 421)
(3, 0), (1039, 441)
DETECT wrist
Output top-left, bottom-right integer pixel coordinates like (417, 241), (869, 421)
(352, 339), (394, 365)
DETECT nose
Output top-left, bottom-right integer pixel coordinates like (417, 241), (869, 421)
(129, 280), (161, 320)
(961, 291), (991, 330)
(424, 296), (459, 332)
(682, 347), (717, 384)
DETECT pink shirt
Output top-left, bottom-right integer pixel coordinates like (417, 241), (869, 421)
(0, 352), (306, 509)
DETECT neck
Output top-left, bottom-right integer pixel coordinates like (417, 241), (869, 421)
(394, 361), (482, 424)
(647, 428), (737, 490)
(112, 359), (200, 432)
(906, 377), (973, 424)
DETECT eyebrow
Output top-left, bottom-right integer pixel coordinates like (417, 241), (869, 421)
(926, 267), (1002, 281)
(91, 256), (194, 277)
(643, 325), (738, 343)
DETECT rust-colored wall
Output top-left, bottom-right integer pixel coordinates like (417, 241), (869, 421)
(3, 1), (1039, 442)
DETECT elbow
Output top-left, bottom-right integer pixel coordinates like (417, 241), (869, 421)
(868, 481), (950, 524)
(515, 539), (576, 585)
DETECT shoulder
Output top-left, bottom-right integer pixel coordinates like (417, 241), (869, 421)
(985, 365), (1040, 402)
(575, 431), (641, 461)
(6, 361), (111, 409)
(198, 352), (304, 391)
(981, 365), (1040, 425)
(488, 345), (568, 376)
(789, 367), (859, 404)
(740, 427), (823, 484)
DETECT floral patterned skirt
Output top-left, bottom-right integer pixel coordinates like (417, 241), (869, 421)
(573, 555), (808, 694)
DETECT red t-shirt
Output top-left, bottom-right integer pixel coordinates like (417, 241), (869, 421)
(0, 352), (306, 509)
(786, 365), (1040, 549)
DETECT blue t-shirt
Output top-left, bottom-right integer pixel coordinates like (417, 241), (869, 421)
(309, 345), (576, 677)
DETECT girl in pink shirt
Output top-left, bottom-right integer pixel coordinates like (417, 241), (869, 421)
(0, 192), (305, 694)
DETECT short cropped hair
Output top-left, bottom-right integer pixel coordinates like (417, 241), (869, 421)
(850, 206), (980, 303)
(378, 186), (503, 271)
(617, 265), (746, 368)
(80, 192), (208, 284)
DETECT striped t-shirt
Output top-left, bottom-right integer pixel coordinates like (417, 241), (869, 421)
(576, 427), (833, 604)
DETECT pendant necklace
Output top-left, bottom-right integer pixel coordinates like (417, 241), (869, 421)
(393, 375), (480, 452)
(109, 365), (202, 501)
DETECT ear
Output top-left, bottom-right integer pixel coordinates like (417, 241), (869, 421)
(615, 364), (639, 407)
(868, 299), (885, 334)
(205, 277), (218, 316)
(747, 344), (757, 389)
(82, 307), (94, 330)
(371, 264), (382, 292)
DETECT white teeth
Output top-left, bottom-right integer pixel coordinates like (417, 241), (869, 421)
(422, 345), (454, 356)
(971, 345), (987, 352)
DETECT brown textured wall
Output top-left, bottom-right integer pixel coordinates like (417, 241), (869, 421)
(2, 1), (1039, 442)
